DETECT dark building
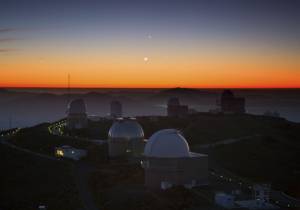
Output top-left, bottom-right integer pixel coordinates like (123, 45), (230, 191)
(110, 100), (122, 118)
(168, 97), (180, 106)
(167, 97), (188, 117)
(220, 90), (245, 114)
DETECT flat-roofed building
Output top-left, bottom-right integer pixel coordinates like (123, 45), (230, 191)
(167, 97), (188, 117)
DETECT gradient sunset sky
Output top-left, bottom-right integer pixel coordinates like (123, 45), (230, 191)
(0, 0), (299, 88)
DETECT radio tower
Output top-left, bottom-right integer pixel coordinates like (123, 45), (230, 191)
(67, 73), (70, 106)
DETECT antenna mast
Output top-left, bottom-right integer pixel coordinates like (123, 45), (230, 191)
(67, 73), (70, 105)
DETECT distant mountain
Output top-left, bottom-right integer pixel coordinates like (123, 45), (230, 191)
(0, 88), (9, 93)
(150, 87), (217, 100)
(84, 91), (110, 98)
(159, 87), (213, 96)
(36, 92), (58, 99)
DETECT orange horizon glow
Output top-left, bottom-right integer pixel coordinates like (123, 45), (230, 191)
(1, 37), (299, 89)
(1, 1), (300, 90)
(1, 72), (300, 89)
(1, 84), (300, 89)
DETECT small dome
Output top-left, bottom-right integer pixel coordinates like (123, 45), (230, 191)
(221, 89), (234, 99)
(67, 99), (87, 114)
(110, 100), (122, 107)
(108, 118), (144, 140)
(168, 97), (180, 106)
(144, 129), (190, 158)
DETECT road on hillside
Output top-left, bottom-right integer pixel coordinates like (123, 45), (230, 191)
(73, 162), (99, 210)
(1, 130), (100, 210)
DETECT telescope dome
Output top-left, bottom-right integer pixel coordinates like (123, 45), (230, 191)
(67, 99), (87, 114)
(144, 129), (190, 158)
(108, 118), (144, 140)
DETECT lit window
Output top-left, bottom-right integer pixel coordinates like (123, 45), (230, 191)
(56, 149), (64, 157)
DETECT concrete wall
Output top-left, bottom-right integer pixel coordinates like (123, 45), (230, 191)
(108, 139), (128, 157)
(144, 155), (208, 189)
(109, 137), (144, 158)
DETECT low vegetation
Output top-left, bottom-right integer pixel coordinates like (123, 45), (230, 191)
(210, 135), (300, 198)
(5, 112), (300, 209)
(89, 161), (212, 210)
(0, 144), (83, 210)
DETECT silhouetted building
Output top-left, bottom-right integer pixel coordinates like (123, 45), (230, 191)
(142, 129), (208, 190)
(167, 97), (188, 117)
(66, 99), (88, 130)
(168, 97), (180, 106)
(220, 90), (245, 114)
(108, 118), (144, 158)
(55, 145), (87, 161)
(110, 100), (122, 118)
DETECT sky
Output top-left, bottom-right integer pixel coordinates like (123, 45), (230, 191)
(0, 0), (299, 88)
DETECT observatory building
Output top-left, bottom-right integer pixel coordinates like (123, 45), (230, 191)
(108, 118), (144, 158)
(66, 99), (88, 130)
(110, 100), (122, 118)
(220, 90), (245, 114)
(167, 97), (188, 117)
(142, 129), (208, 190)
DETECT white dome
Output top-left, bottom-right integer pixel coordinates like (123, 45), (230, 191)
(144, 129), (190, 158)
(67, 99), (86, 114)
(108, 118), (144, 140)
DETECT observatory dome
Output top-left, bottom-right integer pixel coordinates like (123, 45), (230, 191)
(67, 99), (87, 114)
(167, 97), (180, 106)
(221, 90), (234, 99)
(111, 100), (121, 107)
(108, 118), (144, 140)
(144, 129), (190, 158)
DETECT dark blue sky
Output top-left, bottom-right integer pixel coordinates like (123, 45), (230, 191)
(0, 0), (299, 88)
(1, 0), (299, 40)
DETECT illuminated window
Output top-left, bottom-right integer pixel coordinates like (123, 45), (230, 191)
(56, 149), (64, 157)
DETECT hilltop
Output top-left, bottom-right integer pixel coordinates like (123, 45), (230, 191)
(2, 112), (300, 210)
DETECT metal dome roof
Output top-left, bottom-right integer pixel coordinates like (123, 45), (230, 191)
(108, 118), (144, 140)
(144, 129), (190, 158)
(67, 99), (87, 114)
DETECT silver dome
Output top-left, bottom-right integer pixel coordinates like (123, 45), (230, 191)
(67, 99), (87, 114)
(144, 129), (190, 158)
(108, 118), (144, 140)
